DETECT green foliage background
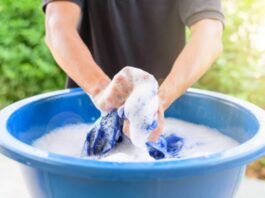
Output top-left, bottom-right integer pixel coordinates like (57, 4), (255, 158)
(0, 0), (265, 109)
(194, 0), (265, 109)
(0, 0), (65, 108)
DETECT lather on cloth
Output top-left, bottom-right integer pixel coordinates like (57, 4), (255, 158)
(81, 110), (184, 160)
(81, 68), (184, 160)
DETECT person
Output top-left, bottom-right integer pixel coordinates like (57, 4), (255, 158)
(43, 0), (223, 141)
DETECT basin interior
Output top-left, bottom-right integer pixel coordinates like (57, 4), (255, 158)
(6, 90), (259, 147)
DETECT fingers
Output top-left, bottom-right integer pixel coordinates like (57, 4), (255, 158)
(94, 68), (135, 112)
(123, 105), (164, 143)
(111, 74), (133, 108)
(123, 120), (130, 137)
(148, 105), (164, 142)
(148, 121), (163, 141)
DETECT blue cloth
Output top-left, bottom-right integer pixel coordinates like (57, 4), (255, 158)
(82, 110), (184, 160)
(81, 110), (123, 156)
(146, 134), (184, 160)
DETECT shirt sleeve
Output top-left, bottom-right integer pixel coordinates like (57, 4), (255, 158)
(178, 0), (224, 27)
(42, 0), (84, 12)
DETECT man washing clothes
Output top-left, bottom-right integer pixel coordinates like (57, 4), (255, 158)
(43, 0), (223, 141)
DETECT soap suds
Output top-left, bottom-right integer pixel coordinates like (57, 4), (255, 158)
(33, 118), (238, 162)
(93, 67), (159, 150)
(122, 68), (159, 149)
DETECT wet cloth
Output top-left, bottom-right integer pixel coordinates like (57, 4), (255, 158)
(81, 110), (184, 160)
(81, 68), (184, 160)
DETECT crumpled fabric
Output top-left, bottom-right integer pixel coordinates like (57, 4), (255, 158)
(81, 110), (123, 156)
(81, 110), (184, 160)
(145, 134), (184, 160)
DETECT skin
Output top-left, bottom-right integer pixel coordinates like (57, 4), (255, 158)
(45, 1), (223, 141)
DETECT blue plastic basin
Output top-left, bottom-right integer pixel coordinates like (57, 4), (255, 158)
(0, 88), (265, 198)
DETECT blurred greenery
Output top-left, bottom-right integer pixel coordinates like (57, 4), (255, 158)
(0, 0), (265, 110)
(0, 0), (65, 108)
(194, 0), (265, 109)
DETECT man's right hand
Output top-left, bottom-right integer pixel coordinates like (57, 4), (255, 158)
(93, 67), (134, 112)
(95, 66), (164, 142)
(45, 3), (135, 113)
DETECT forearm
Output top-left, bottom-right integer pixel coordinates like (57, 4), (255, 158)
(159, 19), (223, 109)
(46, 28), (110, 96)
(45, 2), (110, 97)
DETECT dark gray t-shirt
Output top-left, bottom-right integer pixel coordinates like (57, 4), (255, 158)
(43, 0), (224, 87)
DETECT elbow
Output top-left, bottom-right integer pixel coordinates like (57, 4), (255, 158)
(45, 17), (63, 50)
(44, 17), (78, 51)
(44, 17), (67, 50)
(44, 18), (57, 50)
(45, 31), (52, 49)
(192, 19), (224, 59)
(214, 38), (223, 58)
(211, 22), (224, 58)
(209, 26), (223, 59)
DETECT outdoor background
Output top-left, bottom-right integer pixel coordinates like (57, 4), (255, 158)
(0, 0), (265, 179)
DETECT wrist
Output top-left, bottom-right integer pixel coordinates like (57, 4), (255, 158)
(158, 77), (179, 110)
(158, 87), (170, 110)
(86, 74), (111, 98)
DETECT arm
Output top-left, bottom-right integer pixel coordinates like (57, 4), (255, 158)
(45, 2), (110, 97)
(45, 2), (133, 111)
(158, 19), (223, 109)
(147, 19), (223, 141)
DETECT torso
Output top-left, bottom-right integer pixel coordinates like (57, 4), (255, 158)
(68, 0), (186, 87)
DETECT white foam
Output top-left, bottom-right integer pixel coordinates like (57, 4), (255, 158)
(122, 67), (159, 149)
(163, 118), (238, 158)
(33, 118), (239, 162)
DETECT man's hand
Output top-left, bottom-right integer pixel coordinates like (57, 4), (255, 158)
(95, 66), (164, 142)
(93, 67), (134, 112)
(148, 104), (164, 141)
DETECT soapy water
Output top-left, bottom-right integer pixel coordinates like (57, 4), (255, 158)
(33, 67), (238, 162)
(33, 118), (239, 162)
(80, 110), (183, 160)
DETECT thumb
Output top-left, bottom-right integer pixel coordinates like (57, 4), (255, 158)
(148, 106), (164, 142)
(123, 120), (130, 137)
